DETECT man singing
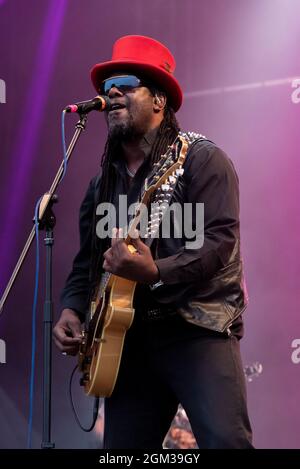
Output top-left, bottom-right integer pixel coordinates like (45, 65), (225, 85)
(53, 35), (253, 449)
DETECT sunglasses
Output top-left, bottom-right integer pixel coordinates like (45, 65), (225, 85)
(100, 75), (148, 96)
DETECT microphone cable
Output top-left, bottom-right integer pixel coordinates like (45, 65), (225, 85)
(27, 196), (42, 448)
(60, 110), (68, 181)
(27, 111), (69, 447)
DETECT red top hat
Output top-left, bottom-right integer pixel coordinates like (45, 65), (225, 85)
(91, 35), (183, 112)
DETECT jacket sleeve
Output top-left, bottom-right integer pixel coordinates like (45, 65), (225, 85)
(154, 141), (240, 285)
(60, 176), (97, 320)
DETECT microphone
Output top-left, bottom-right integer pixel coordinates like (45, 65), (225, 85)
(64, 95), (111, 114)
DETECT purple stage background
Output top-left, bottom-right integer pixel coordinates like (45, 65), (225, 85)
(0, 0), (299, 448)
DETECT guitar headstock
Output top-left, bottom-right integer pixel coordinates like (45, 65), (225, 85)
(127, 135), (188, 241)
(144, 135), (188, 197)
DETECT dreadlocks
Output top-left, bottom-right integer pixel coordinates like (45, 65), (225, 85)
(98, 105), (180, 205)
(89, 105), (181, 292)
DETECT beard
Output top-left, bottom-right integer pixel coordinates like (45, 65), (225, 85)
(107, 98), (153, 142)
(107, 112), (136, 141)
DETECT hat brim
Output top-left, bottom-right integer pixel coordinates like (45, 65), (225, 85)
(90, 60), (183, 112)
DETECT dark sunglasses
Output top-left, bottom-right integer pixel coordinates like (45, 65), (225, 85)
(100, 75), (148, 96)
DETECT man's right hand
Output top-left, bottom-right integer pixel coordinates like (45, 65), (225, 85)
(53, 308), (82, 356)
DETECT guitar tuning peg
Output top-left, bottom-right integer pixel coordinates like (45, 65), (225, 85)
(176, 168), (184, 176)
(161, 184), (170, 191)
(168, 175), (176, 184)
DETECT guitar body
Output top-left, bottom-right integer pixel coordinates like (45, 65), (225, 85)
(79, 274), (136, 397)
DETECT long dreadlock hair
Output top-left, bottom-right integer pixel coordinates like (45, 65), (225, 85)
(89, 104), (181, 292)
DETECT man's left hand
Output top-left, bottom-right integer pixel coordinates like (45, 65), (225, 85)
(103, 228), (160, 284)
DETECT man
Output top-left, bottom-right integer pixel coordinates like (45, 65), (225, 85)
(53, 35), (253, 449)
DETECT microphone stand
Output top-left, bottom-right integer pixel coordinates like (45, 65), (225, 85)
(0, 113), (88, 449)
(40, 195), (57, 449)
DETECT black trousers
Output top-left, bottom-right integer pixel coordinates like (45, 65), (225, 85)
(103, 313), (253, 449)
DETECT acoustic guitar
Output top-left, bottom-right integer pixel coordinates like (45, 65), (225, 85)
(78, 134), (189, 397)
